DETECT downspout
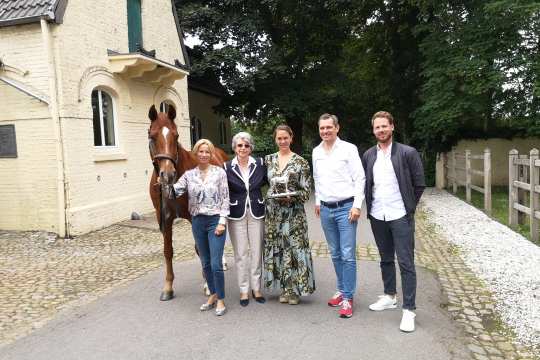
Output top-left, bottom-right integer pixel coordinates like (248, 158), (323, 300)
(41, 18), (68, 237)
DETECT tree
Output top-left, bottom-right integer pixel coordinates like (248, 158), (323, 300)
(177, 0), (355, 153)
(412, 0), (540, 152)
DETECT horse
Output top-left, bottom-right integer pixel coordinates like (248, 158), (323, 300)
(147, 104), (228, 301)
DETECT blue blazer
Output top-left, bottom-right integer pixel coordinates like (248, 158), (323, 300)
(224, 157), (267, 220)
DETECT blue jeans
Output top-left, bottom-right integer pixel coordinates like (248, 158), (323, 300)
(369, 214), (416, 310)
(320, 202), (358, 300)
(192, 215), (226, 299)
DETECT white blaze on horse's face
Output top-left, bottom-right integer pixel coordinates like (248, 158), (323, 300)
(161, 126), (170, 142)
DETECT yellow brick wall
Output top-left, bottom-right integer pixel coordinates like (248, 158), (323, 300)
(53, 0), (190, 234)
(0, 0), (191, 235)
(188, 89), (231, 150)
(0, 23), (49, 96)
(0, 83), (59, 232)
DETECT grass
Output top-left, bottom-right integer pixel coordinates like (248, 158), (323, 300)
(451, 186), (536, 244)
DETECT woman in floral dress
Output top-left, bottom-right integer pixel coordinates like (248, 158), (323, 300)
(263, 124), (315, 305)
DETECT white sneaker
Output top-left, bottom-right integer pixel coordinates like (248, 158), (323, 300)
(369, 294), (397, 311)
(400, 309), (416, 332)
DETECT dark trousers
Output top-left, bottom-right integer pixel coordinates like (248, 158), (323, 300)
(192, 215), (226, 299)
(369, 214), (417, 310)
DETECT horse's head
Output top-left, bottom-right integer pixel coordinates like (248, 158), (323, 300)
(148, 105), (179, 186)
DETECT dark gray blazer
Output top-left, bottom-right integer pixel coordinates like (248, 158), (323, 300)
(362, 142), (426, 216)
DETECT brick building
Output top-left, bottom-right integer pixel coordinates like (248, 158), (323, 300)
(0, 0), (193, 236)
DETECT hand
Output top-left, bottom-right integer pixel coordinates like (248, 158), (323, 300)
(315, 205), (320, 218)
(215, 224), (226, 236)
(348, 207), (361, 223)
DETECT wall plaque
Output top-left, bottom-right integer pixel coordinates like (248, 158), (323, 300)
(0, 124), (17, 158)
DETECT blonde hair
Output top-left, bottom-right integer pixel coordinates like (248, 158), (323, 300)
(371, 111), (394, 125)
(192, 138), (215, 155)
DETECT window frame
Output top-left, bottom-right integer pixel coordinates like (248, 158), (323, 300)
(190, 116), (202, 146)
(92, 89), (119, 148)
(218, 118), (227, 146)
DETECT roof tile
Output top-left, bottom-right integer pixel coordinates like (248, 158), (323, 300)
(0, 0), (56, 24)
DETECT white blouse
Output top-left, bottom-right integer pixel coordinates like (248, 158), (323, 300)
(173, 165), (230, 225)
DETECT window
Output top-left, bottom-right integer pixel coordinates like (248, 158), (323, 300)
(218, 119), (227, 145)
(159, 101), (175, 113)
(190, 116), (202, 145)
(92, 90), (117, 146)
(127, 0), (142, 52)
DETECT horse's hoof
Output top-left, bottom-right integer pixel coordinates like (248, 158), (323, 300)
(159, 291), (174, 301)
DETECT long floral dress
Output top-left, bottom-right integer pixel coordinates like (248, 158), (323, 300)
(263, 152), (316, 296)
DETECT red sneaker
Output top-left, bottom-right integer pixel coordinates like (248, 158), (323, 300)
(327, 292), (343, 307)
(339, 299), (353, 318)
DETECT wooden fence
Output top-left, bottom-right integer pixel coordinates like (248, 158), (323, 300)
(509, 149), (540, 242)
(445, 148), (492, 214)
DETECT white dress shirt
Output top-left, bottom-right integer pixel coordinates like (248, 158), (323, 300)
(312, 137), (365, 209)
(370, 143), (406, 221)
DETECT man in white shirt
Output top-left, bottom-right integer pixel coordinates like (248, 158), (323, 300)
(362, 111), (425, 332)
(313, 113), (365, 318)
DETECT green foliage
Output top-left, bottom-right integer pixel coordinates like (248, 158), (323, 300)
(231, 117), (283, 157)
(177, 0), (356, 152)
(177, 0), (540, 166)
(453, 186), (535, 243)
(412, 0), (540, 152)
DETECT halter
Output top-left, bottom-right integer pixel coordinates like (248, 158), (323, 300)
(148, 136), (180, 233)
(148, 137), (178, 176)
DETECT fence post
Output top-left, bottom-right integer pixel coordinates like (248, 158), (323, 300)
(530, 148), (539, 242)
(465, 149), (471, 203)
(484, 148), (492, 215)
(435, 152), (446, 189)
(509, 149), (518, 226)
(451, 148), (457, 193)
(518, 154), (529, 224)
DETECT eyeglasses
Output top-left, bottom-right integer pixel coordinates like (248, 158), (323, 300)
(236, 144), (251, 148)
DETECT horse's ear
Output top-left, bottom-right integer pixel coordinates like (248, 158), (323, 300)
(149, 105), (158, 122)
(168, 106), (176, 121)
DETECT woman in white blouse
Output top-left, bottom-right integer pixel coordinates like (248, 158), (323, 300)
(173, 139), (230, 316)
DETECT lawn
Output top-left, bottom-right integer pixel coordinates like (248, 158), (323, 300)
(451, 186), (536, 244)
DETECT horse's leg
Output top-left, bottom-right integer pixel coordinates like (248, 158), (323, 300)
(160, 217), (175, 301)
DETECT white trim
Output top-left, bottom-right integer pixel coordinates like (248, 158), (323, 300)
(0, 76), (50, 104)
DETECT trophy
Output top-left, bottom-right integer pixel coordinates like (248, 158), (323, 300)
(268, 173), (299, 198)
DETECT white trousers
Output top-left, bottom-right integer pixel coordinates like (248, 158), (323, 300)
(228, 212), (264, 293)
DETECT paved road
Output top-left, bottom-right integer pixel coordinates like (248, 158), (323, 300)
(0, 257), (468, 360)
(0, 195), (464, 359)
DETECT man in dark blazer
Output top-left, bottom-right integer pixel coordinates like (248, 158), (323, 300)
(362, 111), (425, 332)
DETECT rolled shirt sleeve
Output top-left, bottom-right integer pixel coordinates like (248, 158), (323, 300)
(173, 173), (188, 197)
(349, 146), (366, 210)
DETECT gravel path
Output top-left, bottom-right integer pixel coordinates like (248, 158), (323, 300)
(422, 188), (540, 351)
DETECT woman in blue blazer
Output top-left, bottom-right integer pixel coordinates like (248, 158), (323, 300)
(224, 132), (268, 306)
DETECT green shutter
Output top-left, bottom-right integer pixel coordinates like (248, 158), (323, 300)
(127, 0), (142, 52)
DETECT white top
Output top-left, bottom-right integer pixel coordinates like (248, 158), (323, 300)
(173, 165), (230, 225)
(232, 155), (256, 209)
(312, 137), (365, 209)
(370, 143), (406, 221)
